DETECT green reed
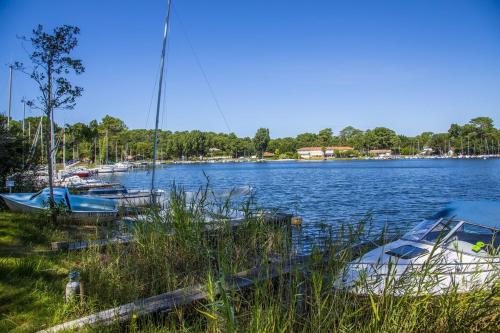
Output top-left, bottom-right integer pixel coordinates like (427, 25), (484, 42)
(1, 185), (498, 332)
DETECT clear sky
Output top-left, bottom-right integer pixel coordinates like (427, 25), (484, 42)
(1, 0), (499, 138)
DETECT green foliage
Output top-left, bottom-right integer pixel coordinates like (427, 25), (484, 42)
(0, 116), (41, 192)
(446, 117), (498, 155)
(9, 116), (499, 162)
(253, 128), (270, 158)
(318, 128), (333, 146)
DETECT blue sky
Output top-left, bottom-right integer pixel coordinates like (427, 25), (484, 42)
(1, 0), (499, 138)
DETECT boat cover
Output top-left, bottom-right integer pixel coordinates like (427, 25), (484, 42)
(432, 201), (500, 229)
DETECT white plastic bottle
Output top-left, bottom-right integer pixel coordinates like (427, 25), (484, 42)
(65, 271), (81, 303)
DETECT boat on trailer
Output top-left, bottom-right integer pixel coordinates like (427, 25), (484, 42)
(336, 201), (499, 295)
(0, 187), (118, 223)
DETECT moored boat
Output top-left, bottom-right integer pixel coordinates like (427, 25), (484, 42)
(335, 201), (499, 295)
(0, 187), (118, 223)
(85, 186), (166, 207)
(56, 175), (119, 190)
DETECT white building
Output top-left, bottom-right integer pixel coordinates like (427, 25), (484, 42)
(297, 146), (354, 159)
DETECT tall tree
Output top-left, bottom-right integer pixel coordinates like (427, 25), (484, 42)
(364, 127), (398, 149)
(253, 128), (270, 158)
(98, 115), (127, 162)
(15, 25), (84, 220)
(318, 128), (333, 146)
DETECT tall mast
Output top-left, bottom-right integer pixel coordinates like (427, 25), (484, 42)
(62, 127), (66, 169)
(151, 0), (172, 195)
(22, 99), (26, 135)
(105, 129), (109, 164)
(7, 65), (13, 128)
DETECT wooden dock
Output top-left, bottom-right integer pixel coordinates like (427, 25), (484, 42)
(38, 255), (307, 332)
(39, 241), (370, 332)
(52, 211), (291, 252)
(50, 234), (134, 251)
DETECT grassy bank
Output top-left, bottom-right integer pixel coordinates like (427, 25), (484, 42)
(0, 192), (499, 332)
(0, 212), (120, 332)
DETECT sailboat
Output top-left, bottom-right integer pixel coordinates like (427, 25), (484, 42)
(0, 187), (118, 223)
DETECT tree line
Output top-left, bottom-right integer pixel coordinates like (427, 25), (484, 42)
(5, 115), (499, 163)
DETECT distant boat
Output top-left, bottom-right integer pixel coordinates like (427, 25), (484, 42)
(56, 175), (119, 190)
(58, 167), (95, 179)
(95, 165), (115, 174)
(94, 162), (130, 174)
(112, 162), (129, 172)
(336, 201), (499, 295)
(0, 187), (118, 223)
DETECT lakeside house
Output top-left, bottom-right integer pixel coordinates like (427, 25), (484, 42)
(297, 146), (354, 159)
(263, 152), (275, 159)
(368, 149), (392, 158)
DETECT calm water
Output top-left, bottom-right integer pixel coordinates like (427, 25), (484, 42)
(102, 159), (500, 237)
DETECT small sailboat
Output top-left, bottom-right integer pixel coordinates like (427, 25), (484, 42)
(336, 201), (499, 295)
(0, 187), (118, 223)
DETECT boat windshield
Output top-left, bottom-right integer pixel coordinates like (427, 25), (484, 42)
(446, 223), (499, 256)
(421, 219), (460, 243)
(402, 219), (437, 241)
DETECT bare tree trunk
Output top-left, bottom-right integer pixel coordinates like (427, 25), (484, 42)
(46, 66), (56, 223)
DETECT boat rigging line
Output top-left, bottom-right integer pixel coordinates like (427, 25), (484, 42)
(173, 4), (232, 133)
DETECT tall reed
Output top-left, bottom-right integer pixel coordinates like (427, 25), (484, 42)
(68, 185), (499, 332)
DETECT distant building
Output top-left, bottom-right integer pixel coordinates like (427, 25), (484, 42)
(263, 152), (275, 158)
(297, 146), (354, 159)
(421, 147), (433, 155)
(369, 149), (392, 157)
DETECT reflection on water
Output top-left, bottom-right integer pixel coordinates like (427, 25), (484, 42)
(102, 159), (500, 238)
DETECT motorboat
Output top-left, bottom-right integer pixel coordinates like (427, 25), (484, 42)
(85, 186), (166, 207)
(336, 201), (499, 295)
(0, 187), (118, 223)
(95, 165), (115, 174)
(112, 162), (129, 172)
(94, 163), (129, 174)
(58, 167), (94, 179)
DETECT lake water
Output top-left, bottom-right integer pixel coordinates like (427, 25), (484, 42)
(102, 159), (500, 239)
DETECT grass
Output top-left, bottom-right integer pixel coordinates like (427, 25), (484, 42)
(0, 212), (121, 332)
(0, 188), (499, 332)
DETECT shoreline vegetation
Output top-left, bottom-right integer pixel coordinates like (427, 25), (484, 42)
(1, 22), (498, 333)
(5, 115), (499, 163)
(1, 189), (499, 332)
